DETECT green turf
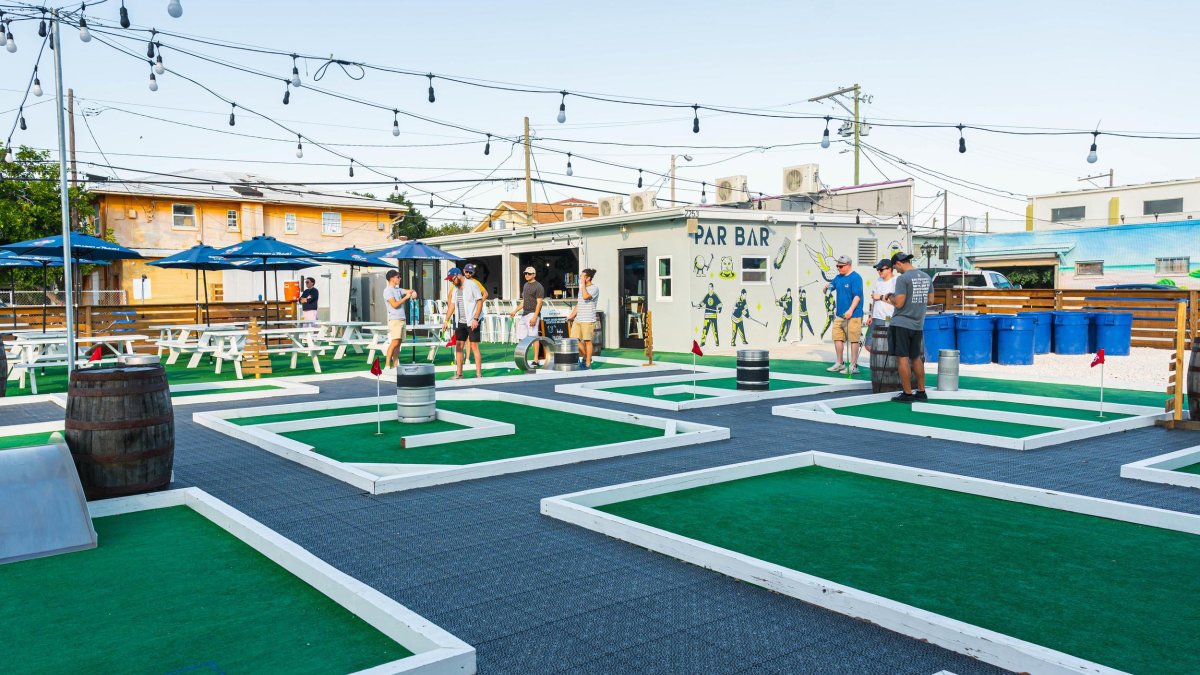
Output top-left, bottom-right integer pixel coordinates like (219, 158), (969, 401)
(1177, 461), (1200, 475)
(926, 398), (1134, 421)
(833, 401), (1059, 438)
(0, 506), (411, 673)
(283, 418), (467, 463)
(172, 384), (282, 398)
(599, 465), (1200, 674)
(0, 430), (60, 450)
(603, 376), (817, 402)
(233, 403), (395, 426)
(282, 400), (663, 465)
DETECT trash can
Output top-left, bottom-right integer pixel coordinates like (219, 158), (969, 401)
(955, 315), (996, 365)
(1024, 311), (1053, 355)
(1052, 311), (1090, 355)
(994, 315), (1036, 365)
(1092, 312), (1133, 356)
(923, 314), (956, 363)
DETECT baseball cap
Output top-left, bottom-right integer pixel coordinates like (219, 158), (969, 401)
(523, 266), (536, 274)
(463, 263), (477, 273)
(444, 267), (462, 280)
(834, 255), (852, 265)
(891, 252), (915, 263)
(873, 258), (893, 270)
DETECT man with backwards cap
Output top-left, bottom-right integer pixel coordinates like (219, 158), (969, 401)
(886, 252), (932, 402)
(823, 254), (864, 374)
(442, 266), (484, 379)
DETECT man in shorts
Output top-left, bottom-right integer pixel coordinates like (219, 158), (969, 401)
(886, 252), (932, 402)
(383, 270), (417, 370)
(296, 277), (319, 325)
(442, 267), (484, 379)
(865, 258), (896, 349)
(567, 268), (598, 369)
(511, 266), (545, 367)
(460, 263), (488, 369)
(824, 255), (863, 374)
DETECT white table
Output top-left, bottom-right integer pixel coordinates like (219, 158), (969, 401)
(187, 326), (323, 379)
(8, 334), (150, 394)
(316, 321), (382, 360)
(156, 323), (245, 364)
(365, 323), (444, 364)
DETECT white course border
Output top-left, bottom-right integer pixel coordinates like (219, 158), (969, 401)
(555, 370), (868, 411)
(1121, 445), (1200, 490)
(194, 389), (728, 494)
(542, 451), (1200, 675)
(359, 360), (678, 389)
(0, 420), (63, 438)
(166, 379), (320, 406)
(0, 393), (59, 408)
(771, 389), (1168, 451)
(85, 488), (474, 674)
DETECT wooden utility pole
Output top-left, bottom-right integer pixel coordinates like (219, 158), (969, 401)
(852, 83), (861, 185)
(670, 154), (677, 206)
(67, 89), (79, 232)
(941, 192), (949, 263)
(523, 116), (533, 225)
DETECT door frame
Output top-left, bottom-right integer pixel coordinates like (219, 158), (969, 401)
(618, 247), (648, 350)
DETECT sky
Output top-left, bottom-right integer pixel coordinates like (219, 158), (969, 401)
(3, 0), (1198, 235)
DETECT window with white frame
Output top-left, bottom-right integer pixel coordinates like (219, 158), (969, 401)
(1075, 260), (1104, 277)
(741, 256), (768, 283)
(1144, 198), (1183, 216)
(284, 213), (297, 234)
(1155, 256), (1190, 275)
(321, 211), (342, 235)
(171, 204), (196, 229)
(1051, 206), (1086, 222)
(655, 256), (673, 301)
(226, 209), (239, 231)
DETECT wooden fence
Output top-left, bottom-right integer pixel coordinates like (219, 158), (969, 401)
(931, 288), (1198, 350)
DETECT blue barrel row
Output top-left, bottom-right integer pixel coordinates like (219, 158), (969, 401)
(922, 311), (1132, 365)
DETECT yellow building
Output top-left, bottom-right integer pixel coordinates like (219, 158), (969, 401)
(90, 170), (404, 304)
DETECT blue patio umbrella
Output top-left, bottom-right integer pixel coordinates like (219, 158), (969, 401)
(376, 240), (462, 261)
(311, 246), (393, 321)
(0, 253), (111, 331)
(0, 232), (143, 261)
(0, 252), (43, 328)
(216, 236), (317, 323)
(148, 244), (240, 325)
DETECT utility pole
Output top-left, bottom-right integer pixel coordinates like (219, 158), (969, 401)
(51, 11), (76, 374)
(523, 116), (533, 226)
(852, 83), (860, 185)
(67, 88), (79, 232)
(807, 83), (863, 184)
(1078, 169), (1114, 188)
(670, 154), (677, 206)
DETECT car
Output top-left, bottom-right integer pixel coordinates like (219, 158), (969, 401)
(932, 270), (1019, 289)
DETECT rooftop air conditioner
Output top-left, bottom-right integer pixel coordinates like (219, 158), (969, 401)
(628, 190), (658, 213)
(562, 207), (584, 222)
(491, 218), (507, 230)
(714, 175), (749, 205)
(597, 196), (624, 217)
(782, 164), (820, 195)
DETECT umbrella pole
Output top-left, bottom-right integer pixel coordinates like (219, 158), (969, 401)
(347, 266), (354, 322)
(262, 265), (269, 325)
(274, 269), (280, 323)
(10, 269), (16, 328)
(203, 269), (211, 326)
(194, 270), (200, 324)
(41, 264), (47, 334)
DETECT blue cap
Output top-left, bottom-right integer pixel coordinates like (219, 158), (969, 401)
(444, 267), (462, 280)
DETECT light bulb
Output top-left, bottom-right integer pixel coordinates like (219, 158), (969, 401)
(119, 2), (131, 28)
(484, 134), (491, 155)
(429, 197), (434, 209)
(5, 33), (14, 53)
(79, 17), (91, 43)
(701, 182), (707, 204)
(637, 169), (643, 189)
(167, 0), (183, 19)
(348, 161), (354, 178)
(295, 142), (303, 158)
(228, 104), (236, 127)
(1087, 132), (1099, 164)
(291, 63), (301, 88)
(148, 72), (158, 91)
(821, 116), (831, 149)
(692, 105), (700, 134)
(33, 77), (42, 97)
(4, 147), (13, 163)
(38, 18), (47, 38)
(957, 124), (966, 154)
(392, 112), (400, 137)
(282, 86), (290, 105)
(147, 39), (155, 58)
(557, 91), (567, 124)
(565, 153), (573, 176)
(154, 55), (164, 75)
(426, 74), (435, 103)
(18, 115), (26, 131)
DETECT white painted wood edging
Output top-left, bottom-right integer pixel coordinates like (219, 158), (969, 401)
(87, 488), (475, 674)
(556, 370), (868, 411)
(541, 451), (1200, 675)
(167, 379), (321, 406)
(1120, 445), (1200, 490)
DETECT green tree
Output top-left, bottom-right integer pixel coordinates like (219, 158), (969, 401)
(387, 192), (431, 240)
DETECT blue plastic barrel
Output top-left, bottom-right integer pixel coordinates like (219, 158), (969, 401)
(1093, 312), (1133, 356)
(922, 314), (956, 362)
(1052, 311), (1090, 354)
(955, 315), (996, 364)
(995, 315), (1036, 365)
(1023, 311), (1053, 355)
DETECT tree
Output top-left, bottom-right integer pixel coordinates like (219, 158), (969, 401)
(387, 192), (431, 240)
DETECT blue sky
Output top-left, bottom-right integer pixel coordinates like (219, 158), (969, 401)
(3, 0), (1197, 230)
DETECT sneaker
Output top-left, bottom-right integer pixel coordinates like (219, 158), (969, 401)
(891, 392), (916, 403)
(914, 390), (928, 401)
(578, 364), (589, 371)
(848, 366), (860, 375)
(826, 363), (846, 373)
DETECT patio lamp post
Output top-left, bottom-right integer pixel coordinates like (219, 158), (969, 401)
(920, 242), (938, 270)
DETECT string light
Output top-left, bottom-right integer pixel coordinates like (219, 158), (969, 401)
(4, 23), (14, 53)
(692, 105), (700, 134)
(290, 55), (301, 88)
(426, 74), (435, 103)
(429, 196), (434, 209)
(154, 53), (165, 75)
(392, 110), (400, 137)
(392, 179), (399, 197)
(167, 0), (183, 19)
(701, 182), (707, 204)
(855, 209), (861, 225)
(348, 159), (354, 177)
(1087, 131), (1099, 164)
(147, 31), (156, 58)
(483, 133), (491, 156)
(637, 169), (643, 188)
(119, 1), (130, 28)
(282, 81), (290, 105)
(32, 70), (42, 97)
(38, 12), (47, 38)
(18, 112), (26, 131)
(228, 103), (236, 127)
(565, 152), (573, 176)
(757, 193), (764, 209)
(557, 91), (567, 124)
(957, 124), (966, 154)
(821, 116), (831, 149)
(148, 65), (158, 91)
(79, 4), (92, 43)
(295, 135), (303, 158)
(4, 143), (13, 163)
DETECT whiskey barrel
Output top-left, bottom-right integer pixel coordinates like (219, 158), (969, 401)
(65, 364), (174, 500)
(869, 322), (917, 393)
(1188, 340), (1200, 420)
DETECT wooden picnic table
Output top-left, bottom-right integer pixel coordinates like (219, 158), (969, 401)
(6, 333), (150, 394)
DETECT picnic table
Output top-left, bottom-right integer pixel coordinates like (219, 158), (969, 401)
(315, 321), (382, 360)
(156, 323), (245, 364)
(184, 326), (323, 379)
(6, 333), (150, 394)
(364, 323), (444, 364)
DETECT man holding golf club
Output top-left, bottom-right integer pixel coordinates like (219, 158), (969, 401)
(825, 255), (864, 374)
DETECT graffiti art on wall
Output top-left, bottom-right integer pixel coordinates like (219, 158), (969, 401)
(692, 254), (714, 277)
(805, 233), (837, 284)
(773, 237), (792, 270)
(693, 282), (723, 347)
(718, 256), (736, 280)
(776, 288), (792, 342)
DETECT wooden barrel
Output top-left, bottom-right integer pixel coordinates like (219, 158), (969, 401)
(396, 364), (436, 423)
(1188, 340), (1200, 421)
(736, 349), (769, 391)
(65, 364), (174, 500)
(868, 322), (917, 393)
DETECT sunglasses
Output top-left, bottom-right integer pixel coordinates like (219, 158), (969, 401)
(836, 263), (849, 268)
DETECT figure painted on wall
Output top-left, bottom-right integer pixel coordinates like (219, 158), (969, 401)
(797, 288), (815, 338)
(731, 289), (751, 345)
(776, 288), (793, 342)
(773, 237), (792, 270)
(693, 283), (723, 347)
(820, 285), (836, 338)
(805, 233), (837, 283)
(718, 256), (736, 280)
(693, 254), (714, 278)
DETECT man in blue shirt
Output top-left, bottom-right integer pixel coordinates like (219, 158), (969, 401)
(824, 255), (864, 374)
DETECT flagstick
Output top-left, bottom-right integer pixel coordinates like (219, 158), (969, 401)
(1099, 361), (1105, 419)
(692, 352), (697, 400)
(375, 373), (383, 435)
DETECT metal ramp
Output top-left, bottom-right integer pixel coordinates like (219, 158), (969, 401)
(0, 438), (97, 565)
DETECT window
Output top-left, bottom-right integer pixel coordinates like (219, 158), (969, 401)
(988, 272), (1014, 289)
(857, 238), (878, 263)
(1156, 256), (1190, 275)
(1051, 206), (1086, 222)
(284, 213), (297, 234)
(321, 211), (342, 235)
(655, 256), (673, 301)
(171, 204), (196, 229)
(226, 209), (239, 231)
(1144, 198), (1183, 216)
(741, 256), (768, 283)
(1075, 261), (1104, 277)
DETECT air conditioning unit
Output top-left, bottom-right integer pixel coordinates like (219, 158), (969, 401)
(782, 164), (820, 195)
(562, 207), (584, 222)
(491, 218), (507, 230)
(597, 196), (624, 217)
(714, 175), (749, 205)
(628, 191), (658, 213)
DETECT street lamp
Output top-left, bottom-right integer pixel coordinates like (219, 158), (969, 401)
(670, 154), (692, 206)
(920, 242), (938, 270)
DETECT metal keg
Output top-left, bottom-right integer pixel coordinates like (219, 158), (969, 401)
(736, 349), (770, 391)
(550, 338), (580, 372)
(396, 363), (436, 423)
(937, 349), (960, 392)
(118, 354), (162, 366)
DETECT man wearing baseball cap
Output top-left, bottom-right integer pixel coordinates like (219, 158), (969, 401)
(442, 266), (484, 378)
(886, 252), (932, 402)
(867, 258), (896, 331)
(823, 255), (864, 374)
(511, 266), (545, 367)
(459, 263), (489, 370)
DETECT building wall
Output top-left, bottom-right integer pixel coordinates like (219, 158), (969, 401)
(1031, 181), (1200, 230)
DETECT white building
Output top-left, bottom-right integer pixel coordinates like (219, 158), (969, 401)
(1028, 177), (1200, 230)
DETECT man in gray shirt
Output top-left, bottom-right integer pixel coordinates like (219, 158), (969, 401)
(511, 266), (545, 367)
(886, 252), (932, 402)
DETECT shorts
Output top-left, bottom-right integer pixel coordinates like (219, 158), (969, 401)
(888, 326), (924, 360)
(514, 313), (540, 341)
(302, 309), (318, 323)
(454, 322), (481, 343)
(832, 316), (862, 342)
(387, 319), (407, 341)
(569, 321), (595, 342)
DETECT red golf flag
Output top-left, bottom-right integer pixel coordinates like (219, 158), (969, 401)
(88, 346), (103, 363)
(1090, 348), (1105, 368)
(370, 357), (382, 376)
(446, 332), (458, 348)
(691, 340), (703, 357)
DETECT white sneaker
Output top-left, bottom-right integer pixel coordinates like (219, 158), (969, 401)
(826, 363), (845, 373)
(848, 366), (860, 375)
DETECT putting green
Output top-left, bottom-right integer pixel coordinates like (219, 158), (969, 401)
(0, 430), (60, 450)
(0, 506), (411, 673)
(1177, 461), (1200, 476)
(603, 376), (818, 402)
(834, 401), (1060, 438)
(599, 465), (1200, 674)
(921, 398), (1134, 421)
(279, 400), (662, 465)
(172, 384), (282, 398)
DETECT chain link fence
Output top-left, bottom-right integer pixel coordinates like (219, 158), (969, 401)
(0, 290), (127, 306)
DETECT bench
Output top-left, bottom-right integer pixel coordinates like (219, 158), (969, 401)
(9, 356), (120, 394)
(216, 345), (324, 379)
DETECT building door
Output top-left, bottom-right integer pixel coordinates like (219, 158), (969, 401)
(618, 248), (647, 349)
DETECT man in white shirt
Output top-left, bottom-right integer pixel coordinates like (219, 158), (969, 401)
(866, 258), (896, 351)
(567, 268), (599, 370)
(441, 267), (484, 379)
(383, 270), (417, 370)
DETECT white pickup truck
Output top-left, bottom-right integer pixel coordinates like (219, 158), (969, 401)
(931, 270), (1019, 289)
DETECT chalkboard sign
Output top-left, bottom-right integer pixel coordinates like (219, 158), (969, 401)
(542, 316), (569, 339)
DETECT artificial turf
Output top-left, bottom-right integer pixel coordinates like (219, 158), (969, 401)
(171, 384), (282, 398)
(279, 400), (663, 465)
(602, 376), (818, 402)
(923, 398), (1134, 421)
(833, 401), (1059, 438)
(0, 430), (60, 450)
(0, 506), (411, 673)
(599, 465), (1200, 675)
(1177, 461), (1200, 475)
